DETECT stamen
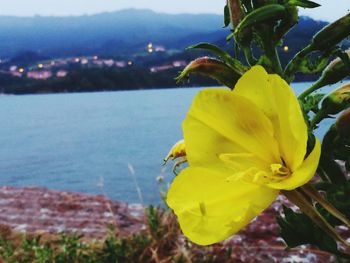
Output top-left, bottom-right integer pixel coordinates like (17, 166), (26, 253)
(270, 163), (290, 177)
(224, 164), (291, 186)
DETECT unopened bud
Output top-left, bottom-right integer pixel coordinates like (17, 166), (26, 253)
(317, 49), (350, 87)
(163, 140), (186, 164)
(227, 0), (244, 27)
(322, 82), (350, 115)
(234, 4), (286, 35)
(336, 108), (350, 137)
(310, 13), (350, 52)
(176, 57), (241, 89)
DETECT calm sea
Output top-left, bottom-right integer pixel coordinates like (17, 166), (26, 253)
(0, 83), (336, 204)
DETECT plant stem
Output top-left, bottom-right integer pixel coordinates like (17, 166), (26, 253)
(298, 80), (324, 101)
(309, 109), (327, 129)
(261, 39), (283, 76)
(284, 44), (314, 82)
(316, 167), (331, 182)
(243, 47), (257, 66)
(282, 189), (350, 248)
(301, 184), (350, 229)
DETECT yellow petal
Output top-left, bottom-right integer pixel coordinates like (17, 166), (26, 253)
(234, 66), (308, 171)
(185, 88), (280, 164)
(219, 153), (268, 173)
(234, 65), (276, 118)
(166, 167), (278, 245)
(183, 114), (247, 172)
(267, 138), (321, 190)
(268, 74), (308, 172)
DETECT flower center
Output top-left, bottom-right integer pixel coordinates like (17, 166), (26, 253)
(270, 163), (290, 177)
(225, 163), (291, 185)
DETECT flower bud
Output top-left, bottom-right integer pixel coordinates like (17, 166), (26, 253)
(234, 4), (286, 35)
(227, 0), (244, 27)
(321, 82), (350, 115)
(336, 108), (350, 137)
(309, 13), (350, 52)
(163, 140), (186, 164)
(176, 57), (242, 89)
(317, 49), (350, 87)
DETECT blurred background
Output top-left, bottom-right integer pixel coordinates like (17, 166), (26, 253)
(0, 0), (349, 204)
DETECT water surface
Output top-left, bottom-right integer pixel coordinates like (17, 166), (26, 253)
(0, 83), (337, 204)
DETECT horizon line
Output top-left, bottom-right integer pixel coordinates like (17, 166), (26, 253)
(0, 7), (325, 22)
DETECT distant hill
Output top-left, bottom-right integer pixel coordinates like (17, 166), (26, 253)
(0, 9), (332, 59)
(0, 9), (225, 58)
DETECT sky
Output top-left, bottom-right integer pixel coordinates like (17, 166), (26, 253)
(0, 0), (348, 21)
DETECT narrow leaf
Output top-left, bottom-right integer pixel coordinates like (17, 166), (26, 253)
(288, 0), (321, 8)
(224, 4), (231, 28)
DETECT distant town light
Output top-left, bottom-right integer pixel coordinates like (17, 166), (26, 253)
(81, 58), (89, 65)
(51, 61), (55, 66)
(127, 60), (133, 66)
(93, 55), (98, 60)
(155, 46), (166, 52)
(10, 66), (18, 72)
(38, 63), (44, 69)
(18, 68), (24, 73)
(147, 43), (154, 53)
(283, 45), (289, 52)
(74, 58), (80, 63)
(56, 70), (68, 78)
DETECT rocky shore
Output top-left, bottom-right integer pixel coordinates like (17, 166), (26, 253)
(0, 186), (145, 239)
(0, 186), (339, 262)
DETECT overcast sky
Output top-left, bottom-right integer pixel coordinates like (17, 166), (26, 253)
(0, 0), (348, 21)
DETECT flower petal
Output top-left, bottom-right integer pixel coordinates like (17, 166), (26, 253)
(185, 88), (280, 164)
(267, 138), (321, 190)
(234, 66), (308, 171)
(268, 74), (308, 172)
(183, 114), (247, 172)
(166, 167), (278, 245)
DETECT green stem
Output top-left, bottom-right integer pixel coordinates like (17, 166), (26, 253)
(298, 80), (323, 101)
(301, 184), (350, 229)
(309, 109), (327, 129)
(284, 44), (314, 82)
(262, 39), (283, 76)
(243, 47), (257, 66)
(282, 189), (350, 249)
(316, 167), (331, 183)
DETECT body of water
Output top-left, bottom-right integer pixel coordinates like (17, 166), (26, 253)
(0, 83), (337, 204)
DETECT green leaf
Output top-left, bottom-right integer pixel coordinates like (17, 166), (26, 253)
(297, 53), (330, 75)
(278, 206), (348, 258)
(187, 43), (247, 73)
(326, 181), (350, 220)
(224, 4), (231, 28)
(226, 32), (235, 41)
(302, 93), (325, 114)
(287, 0), (321, 8)
(319, 153), (347, 184)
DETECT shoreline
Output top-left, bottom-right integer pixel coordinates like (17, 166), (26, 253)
(0, 80), (318, 96)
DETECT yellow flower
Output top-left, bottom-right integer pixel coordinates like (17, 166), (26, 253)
(166, 66), (321, 245)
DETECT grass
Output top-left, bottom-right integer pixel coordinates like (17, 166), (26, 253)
(0, 206), (233, 263)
